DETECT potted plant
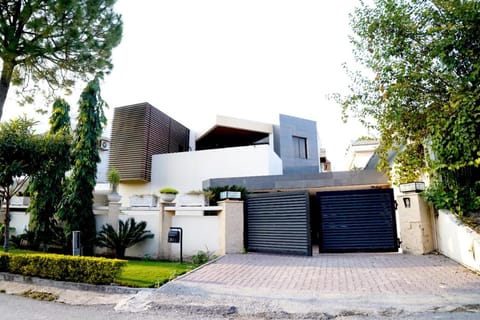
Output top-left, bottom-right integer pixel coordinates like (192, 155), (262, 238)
(107, 166), (121, 202)
(159, 187), (178, 203)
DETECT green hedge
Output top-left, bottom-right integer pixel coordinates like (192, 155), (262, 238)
(0, 252), (9, 272)
(1, 253), (126, 285)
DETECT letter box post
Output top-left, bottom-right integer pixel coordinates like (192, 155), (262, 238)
(167, 227), (183, 263)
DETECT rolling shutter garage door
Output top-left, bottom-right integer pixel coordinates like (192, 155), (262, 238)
(247, 191), (312, 256)
(318, 188), (398, 252)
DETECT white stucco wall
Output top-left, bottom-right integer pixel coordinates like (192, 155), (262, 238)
(171, 214), (219, 257)
(8, 211), (30, 236)
(436, 209), (480, 272)
(151, 145), (283, 193)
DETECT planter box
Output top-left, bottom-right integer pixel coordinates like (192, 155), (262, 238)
(10, 196), (30, 206)
(177, 194), (207, 207)
(129, 195), (158, 207)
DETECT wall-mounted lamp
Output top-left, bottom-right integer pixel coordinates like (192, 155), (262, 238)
(399, 182), (425, 193)
(403, 197), (411, 208)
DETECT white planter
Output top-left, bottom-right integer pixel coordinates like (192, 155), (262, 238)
(10, 196), (30, 206)
(160, 193), (177, 203)
(129, 195), (158, 207)
(107, 192), (122, 203)
(177, 194), (207, 207)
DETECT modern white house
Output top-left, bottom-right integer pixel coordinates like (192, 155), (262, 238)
(107, 102), (322, 205)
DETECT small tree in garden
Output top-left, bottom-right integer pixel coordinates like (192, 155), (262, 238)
(28, 99), (72, 251)
(0, 117), (67, 251)
(96, 218), (154, 259)
(57, 78), (106, 255)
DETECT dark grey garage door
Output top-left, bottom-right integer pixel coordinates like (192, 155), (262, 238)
(317, 188), (398, 252)
(246, 191), (311, 256)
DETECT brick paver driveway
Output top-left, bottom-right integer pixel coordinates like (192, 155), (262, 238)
(180, 253), (479, 295)
(147, 252), (480, 316)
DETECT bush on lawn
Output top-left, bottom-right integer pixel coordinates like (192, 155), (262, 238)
(0, 252), (9, 271)
(4, 253), (126, 285)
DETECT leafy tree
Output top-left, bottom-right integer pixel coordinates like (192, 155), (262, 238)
(28, 99), (71, 251)
(0, 117), (65, 251)
(96, 218), (154, 259)
(0, 0), (122, 120)
(337, 0), (480, 216)
(57, 78), (106, 255)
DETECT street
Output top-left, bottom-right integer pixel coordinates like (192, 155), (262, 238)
(1, 293), (480, 319)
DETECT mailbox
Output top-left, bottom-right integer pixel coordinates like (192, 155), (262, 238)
(168, 229), (180, 243)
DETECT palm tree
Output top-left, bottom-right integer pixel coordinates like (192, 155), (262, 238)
(96, 218), (154, 259)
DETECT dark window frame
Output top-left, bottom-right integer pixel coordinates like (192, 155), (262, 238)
(293, 136), (308, 159)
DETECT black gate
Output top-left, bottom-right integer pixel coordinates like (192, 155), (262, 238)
(317, 188), (398, 252)
(246, 191), (311, 256)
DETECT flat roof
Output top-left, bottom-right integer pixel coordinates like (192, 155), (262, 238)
(196, 115), (273, 150)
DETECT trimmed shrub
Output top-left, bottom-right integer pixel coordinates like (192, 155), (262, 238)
(7, 253), (127, 285)
(0, 252), (9, 272)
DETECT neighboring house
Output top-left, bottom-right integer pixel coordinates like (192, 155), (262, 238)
(344, 138), (379, 171)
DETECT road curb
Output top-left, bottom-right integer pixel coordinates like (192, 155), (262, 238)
(0, 272), (142, 294)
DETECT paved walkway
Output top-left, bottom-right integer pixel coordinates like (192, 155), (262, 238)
(121, 252), (480, 316)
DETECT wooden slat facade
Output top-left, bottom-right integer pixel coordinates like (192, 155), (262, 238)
(109, 102), (190, 182)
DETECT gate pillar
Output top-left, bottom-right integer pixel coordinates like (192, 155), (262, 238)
(397, 193), (435, 254)
(218, 200), (244, 255)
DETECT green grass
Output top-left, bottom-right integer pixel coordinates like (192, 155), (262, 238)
(0, 248), (38, 254)
(1, 248), (197, 288)
(116, 260), (196, 288)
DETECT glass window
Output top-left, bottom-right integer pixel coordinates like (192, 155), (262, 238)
(293, 136), (307, 159)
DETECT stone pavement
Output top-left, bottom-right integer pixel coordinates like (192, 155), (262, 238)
(121, 252), (480, 316)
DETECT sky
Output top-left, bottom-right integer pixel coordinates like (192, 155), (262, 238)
(3, 0), (369, 170)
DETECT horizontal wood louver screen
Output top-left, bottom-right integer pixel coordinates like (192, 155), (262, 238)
(109, 102), (190, 182)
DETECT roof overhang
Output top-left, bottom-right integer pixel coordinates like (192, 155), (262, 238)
(196, 115), (273, 150)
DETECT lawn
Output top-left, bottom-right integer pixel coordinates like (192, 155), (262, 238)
(1, 248), (197, 288)
(116, 260), (196, 288)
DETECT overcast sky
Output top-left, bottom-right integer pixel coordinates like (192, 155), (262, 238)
(3, 0), (369, 170)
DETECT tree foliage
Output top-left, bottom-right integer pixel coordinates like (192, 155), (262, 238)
(338, 0), (480, 216)
(96, 218), (154, 259)
(28, 99), (71, 251)
(0, 0), (122, 120)
(57, 78), (106, 255)
(0, 117), (67, 251)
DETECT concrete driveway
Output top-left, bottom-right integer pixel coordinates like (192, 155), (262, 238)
(118, 252), (480, 318)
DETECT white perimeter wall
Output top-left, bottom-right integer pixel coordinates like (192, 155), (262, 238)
(171, 215), (219, 257)
(150, 145), (282, 193)
(8, 211), (30, 236)
(436, 209), (480, 272)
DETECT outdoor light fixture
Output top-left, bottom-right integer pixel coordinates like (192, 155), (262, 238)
(219, 191), (241, 200)
(399, 182), (426, 193)
(403, 197), (411, 208)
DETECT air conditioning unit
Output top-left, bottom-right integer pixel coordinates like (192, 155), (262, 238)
(99, 139), (109, 151)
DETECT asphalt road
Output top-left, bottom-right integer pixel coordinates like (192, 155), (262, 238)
(1, 293), (480, 320)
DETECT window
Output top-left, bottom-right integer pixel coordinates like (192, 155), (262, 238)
(293, 136), (307, 159)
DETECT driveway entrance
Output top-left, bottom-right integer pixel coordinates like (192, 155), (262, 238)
(155, 252), (480, 316)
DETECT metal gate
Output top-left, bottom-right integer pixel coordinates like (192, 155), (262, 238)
(317, 188), (398, 252)
(246, 191), (312, 256)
